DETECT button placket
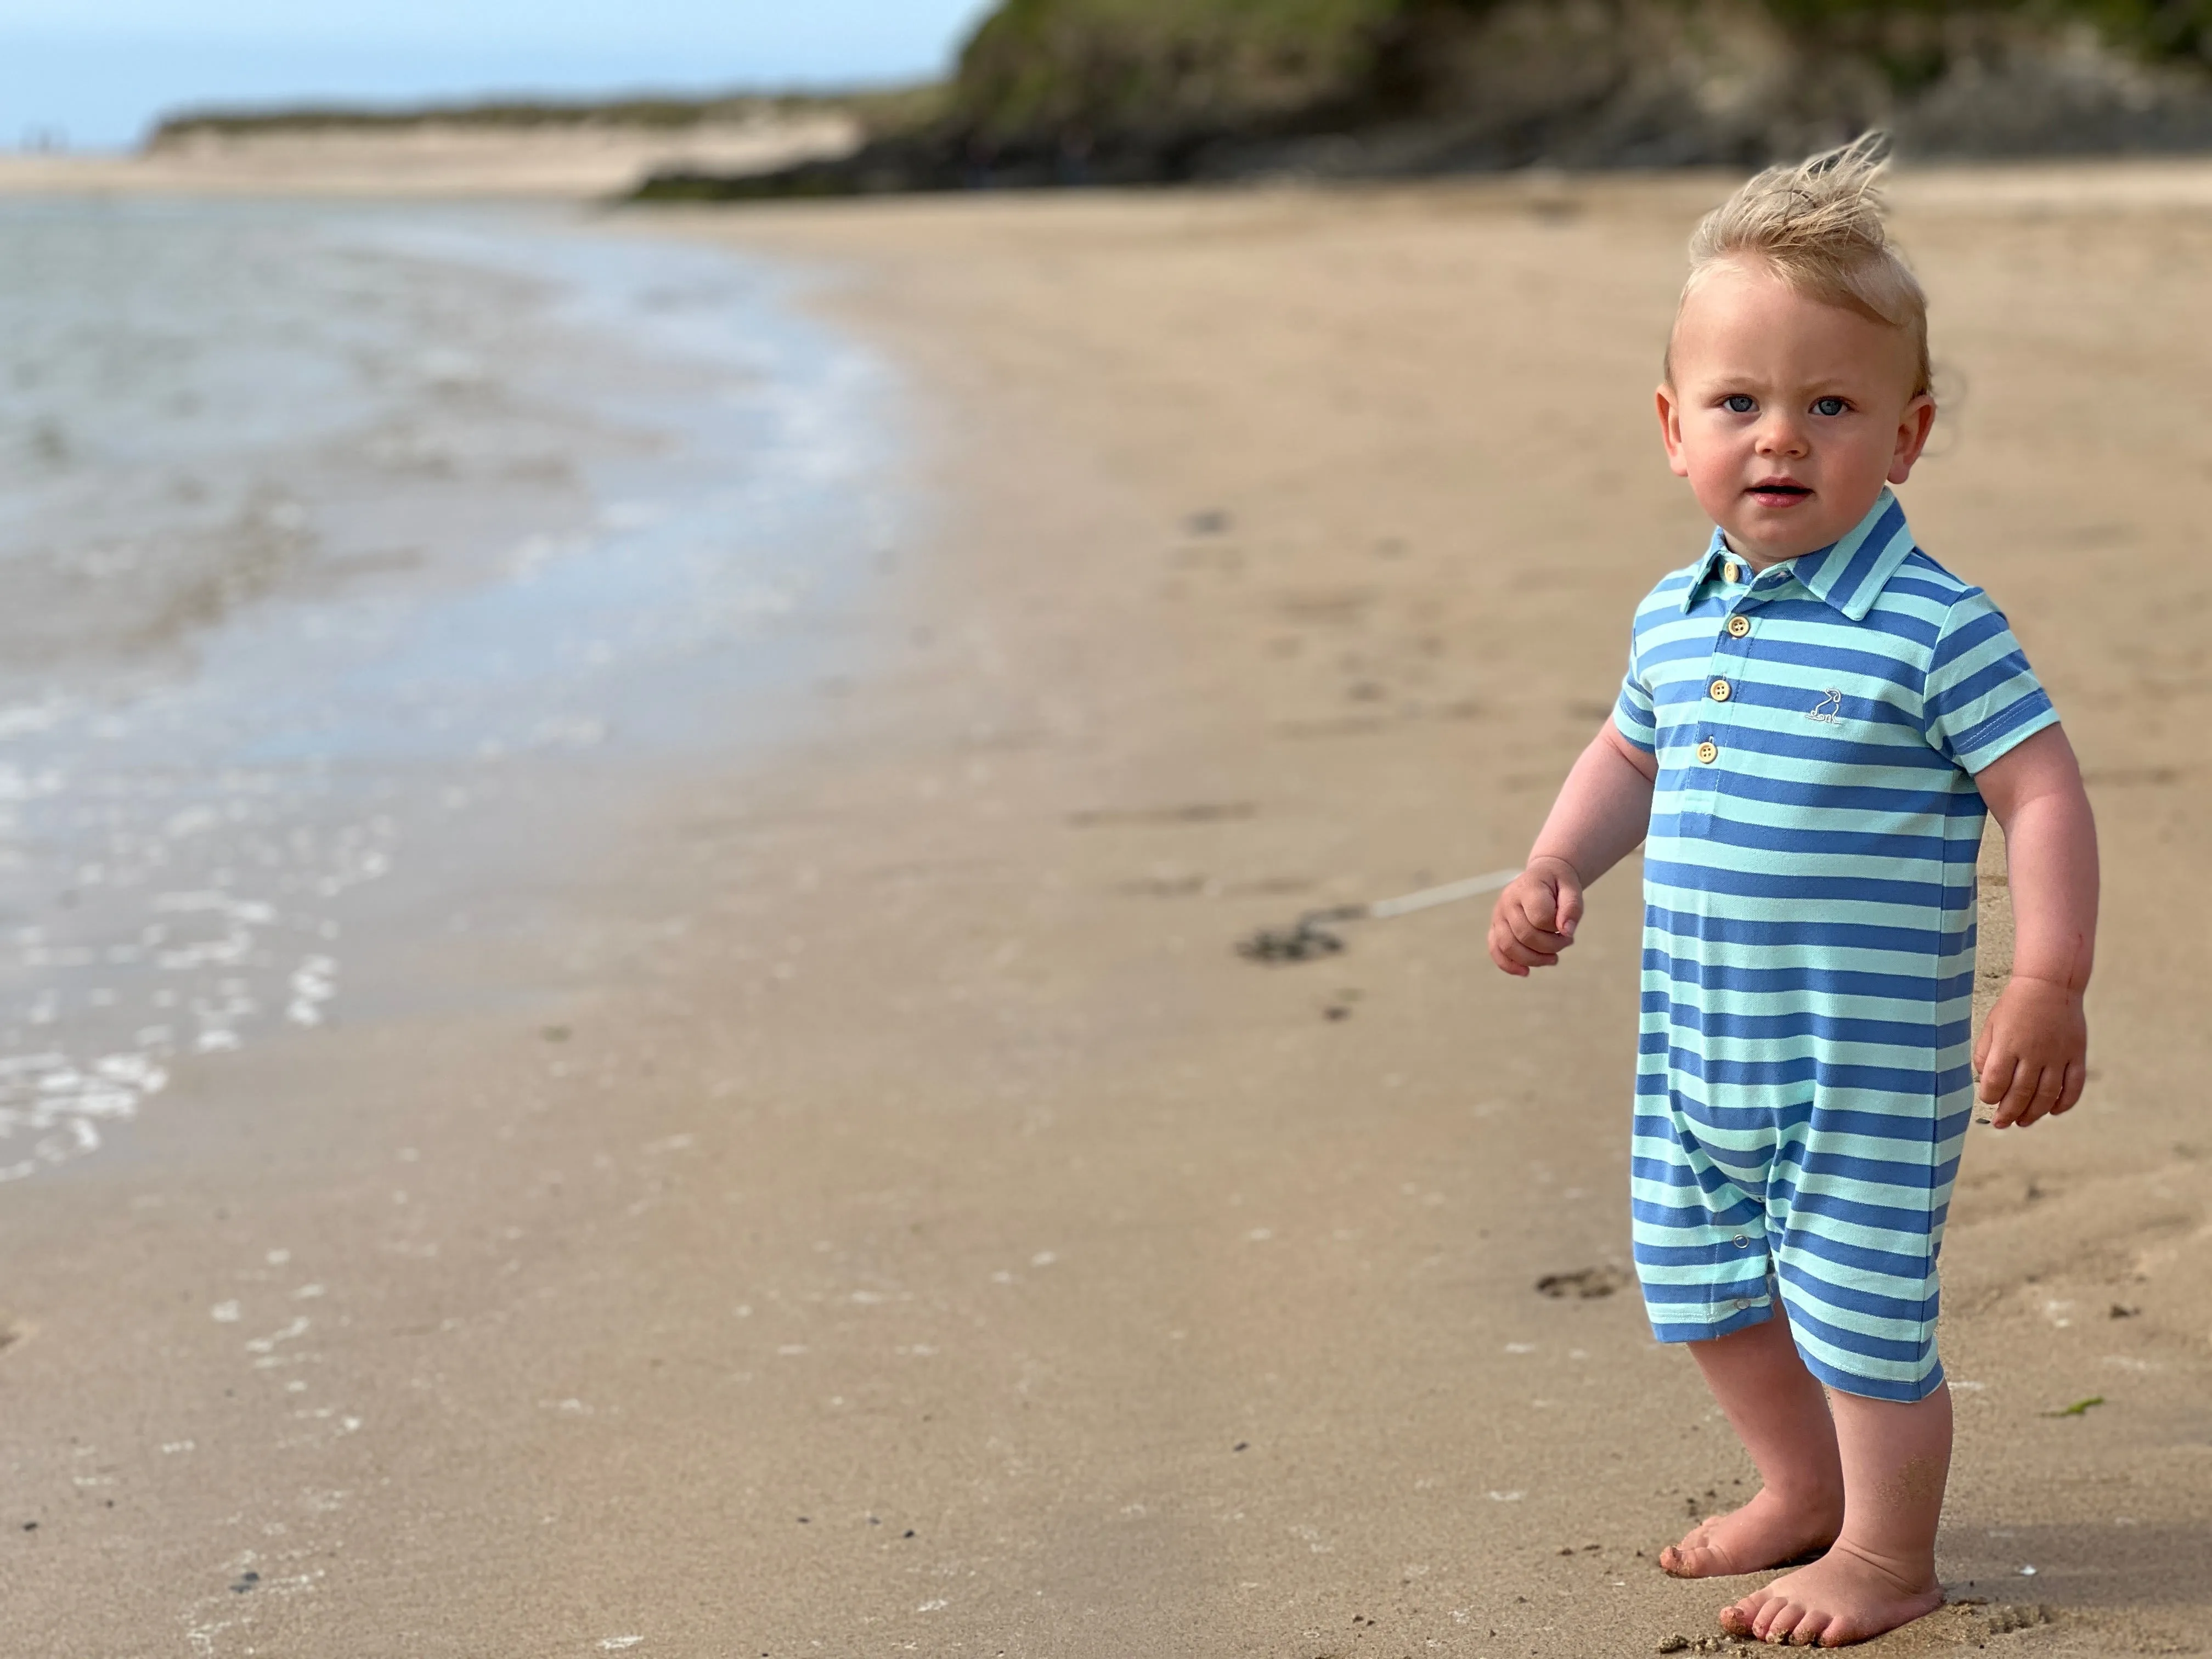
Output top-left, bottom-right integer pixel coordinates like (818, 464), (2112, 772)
(1681, 596), (1751, 826)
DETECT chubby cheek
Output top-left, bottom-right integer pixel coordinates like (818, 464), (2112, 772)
(1674, 421), (1752, 517)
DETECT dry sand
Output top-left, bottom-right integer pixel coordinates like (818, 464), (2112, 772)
(0, 168), (2207, 1655)
(0, 113), (857, 198)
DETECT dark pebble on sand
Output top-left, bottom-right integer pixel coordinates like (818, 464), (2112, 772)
(902, 1529), (916, 1539)
(1184, 510), (1232, 536)
(229, 1570), (259, 1594)
(1233, 1441), (1249, 1452)
(20, 1521), (34, 1532)
(1237, 921), (1345, 963)
(1535, 1266), (1626, 1299)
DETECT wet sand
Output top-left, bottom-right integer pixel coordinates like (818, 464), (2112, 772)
(1, 169), (2208, 1655)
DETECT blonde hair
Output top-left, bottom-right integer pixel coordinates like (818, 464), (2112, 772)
(1671, 131), (1931, 397)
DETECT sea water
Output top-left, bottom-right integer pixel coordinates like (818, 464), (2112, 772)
(0, 197), (902, 1183)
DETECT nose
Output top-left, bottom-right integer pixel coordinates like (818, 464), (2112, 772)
(1754, 411), (1809, 459)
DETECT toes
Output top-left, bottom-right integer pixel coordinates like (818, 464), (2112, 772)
(1662, 1527), (1719, 1578)
(1754, 1596), (1803, 1642)
(1790, 1610), (1831, 1647)
(1719, 1593), (1765, 1636)
(1814, 1609), (1866, 1648)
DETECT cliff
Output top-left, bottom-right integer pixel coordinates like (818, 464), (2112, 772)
(632, 0), (2212, 199)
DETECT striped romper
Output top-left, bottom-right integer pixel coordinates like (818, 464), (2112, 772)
(1612, 488), (2058, 1401)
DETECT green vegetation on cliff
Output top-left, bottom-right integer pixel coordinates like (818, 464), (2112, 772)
(148, 85), (943, 147)
(945, 0), (2212, 148)
(955, 0), (1399, 143)
(629, 0), (2212, 198)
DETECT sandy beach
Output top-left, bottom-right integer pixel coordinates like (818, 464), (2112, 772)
(0, 166), (2206, 1656)
(0, 114), (857, 199)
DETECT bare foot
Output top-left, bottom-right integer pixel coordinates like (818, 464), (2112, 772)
(1718, 1540), (1944, 1646)
(1660, 1487), (1841, 1578)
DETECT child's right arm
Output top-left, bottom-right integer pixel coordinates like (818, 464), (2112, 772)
(1487, 721), (1657, 976)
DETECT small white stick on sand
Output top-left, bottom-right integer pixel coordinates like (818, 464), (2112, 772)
(1364, 867), (1525, 919)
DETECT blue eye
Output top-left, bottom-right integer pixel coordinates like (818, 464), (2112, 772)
(1722, 394), (1757, 414)
(1812, 396), (1848, 416)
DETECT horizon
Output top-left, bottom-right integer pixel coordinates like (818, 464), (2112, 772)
(0, 1), (996, 153)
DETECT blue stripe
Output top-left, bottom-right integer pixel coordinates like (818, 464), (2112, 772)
(1646, 815), (1979, 864)
(1658, 769), (1968, 817)
(1769, 1184), (1948, 1238)
(1640, 998), (1964, 1051)
(1641, 953), (1975, 1002)
(1643, 860), (1965, 911)
(1643, 907), (1955, 956)
(1946, 693), (2056, 767)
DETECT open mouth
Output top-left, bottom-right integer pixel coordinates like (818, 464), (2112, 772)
(1747, 479), (1813, 505)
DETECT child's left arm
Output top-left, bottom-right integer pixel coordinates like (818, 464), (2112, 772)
(1970, 724), (2100, 1129)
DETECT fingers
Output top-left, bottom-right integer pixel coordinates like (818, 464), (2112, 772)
(1979, 981), (2090, 1128)
(1987, 1051), (2091, 1130)
(1487, 895), (1532, 975)
(1487, 922), (1537, 975)
(1993, 1055), (2069, 1128)
(1554, 880), (1584, 943)
(1976, 1037), (2017, 1113)
(1509, 886), (1573, 956)
(2015, 1065), (2066, 1128)
(1519, 877), (1560, 935)
(1992, 1049), (2042, 1127)
(1488, 914), (1560, 972)
(2053, 1059), (2087, 1116)
(1487, 876), (1577, 975)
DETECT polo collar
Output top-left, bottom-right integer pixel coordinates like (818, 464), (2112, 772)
(1682, 488), (1918, 621)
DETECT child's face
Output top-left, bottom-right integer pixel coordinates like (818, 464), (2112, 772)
(1657, 257), (1936, 566)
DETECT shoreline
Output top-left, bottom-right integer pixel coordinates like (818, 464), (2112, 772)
(0, 173), (2205, 1655)
(0, 115), (857, 200)
(6, 142), (2212, 206)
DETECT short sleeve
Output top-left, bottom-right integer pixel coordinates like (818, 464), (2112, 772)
(1613, 623), (1657, 755)
(1921, 589), (2059, 774)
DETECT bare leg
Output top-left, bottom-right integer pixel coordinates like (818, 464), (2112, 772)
(1660, 1316), (1845, 1578)
(1720, 1383), (1951, 1646)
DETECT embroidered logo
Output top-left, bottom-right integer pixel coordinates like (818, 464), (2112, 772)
(1806, 688), (1844, 725)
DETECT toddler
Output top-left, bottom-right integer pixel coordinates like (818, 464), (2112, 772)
(1487, 135), (2099, 1647)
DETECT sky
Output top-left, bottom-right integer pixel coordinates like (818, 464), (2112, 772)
(0, 1), (1000, 151)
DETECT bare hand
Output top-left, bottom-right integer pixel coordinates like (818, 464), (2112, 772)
(1973, 975), (2087, 1128)
(1488, 856), (1583, 976)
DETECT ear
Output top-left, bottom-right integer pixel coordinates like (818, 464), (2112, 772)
(1887, 392), (1937, 484)
(1656, 383), (1690, 478)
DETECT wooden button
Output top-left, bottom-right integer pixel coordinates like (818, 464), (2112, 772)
(1696, 740), (1719, 765)
(1709, 679), (1732, 703)
(1722, 559), (1743, 584)
(1727, 614), (1752, 639)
